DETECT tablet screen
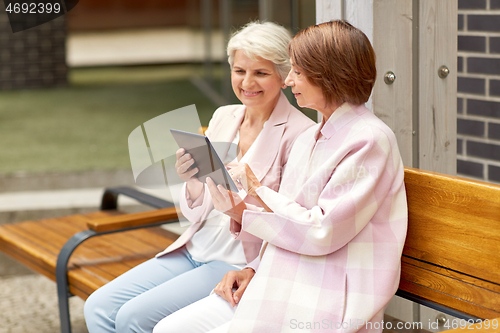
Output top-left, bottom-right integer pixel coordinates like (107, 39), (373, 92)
(170, 129), (238, 192)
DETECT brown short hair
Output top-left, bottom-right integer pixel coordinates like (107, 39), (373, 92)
(288, 20), (376, 105)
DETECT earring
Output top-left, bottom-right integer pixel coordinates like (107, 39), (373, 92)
(282, 84), (287, 89)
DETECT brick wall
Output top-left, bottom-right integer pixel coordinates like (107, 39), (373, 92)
(0, 2), (67, 90)
(457, 0), (500, 184)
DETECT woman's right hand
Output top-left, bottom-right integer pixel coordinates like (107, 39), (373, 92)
(175, 148), (200, 182)
(175, 149), (204, 200)
(214, 268), (255, 307)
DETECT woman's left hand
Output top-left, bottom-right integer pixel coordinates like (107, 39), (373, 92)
(214, 268), (256, 307)
(206, 177), (246, 223)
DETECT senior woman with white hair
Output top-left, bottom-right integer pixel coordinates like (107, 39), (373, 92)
(83, 22), (314, 333)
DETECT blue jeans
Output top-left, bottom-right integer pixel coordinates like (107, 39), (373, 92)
(84, 247), (236, 333)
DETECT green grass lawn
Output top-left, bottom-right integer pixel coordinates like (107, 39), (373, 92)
(0, 65), (219, 175)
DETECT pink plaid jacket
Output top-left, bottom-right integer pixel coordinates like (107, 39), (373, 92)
(157, 92), (315, 263)
(229, 103), (408, 332)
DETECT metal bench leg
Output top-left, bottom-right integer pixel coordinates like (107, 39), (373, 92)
(56, 283), (72, 333)
(56, 230), (96, 333)
(54, 213), (174, 333)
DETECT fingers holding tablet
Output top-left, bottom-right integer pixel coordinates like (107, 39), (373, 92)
(175, 148), (199, 182)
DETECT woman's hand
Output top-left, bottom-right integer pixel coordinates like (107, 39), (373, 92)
(227, 163), (273, 213)
(175, 148), (199, 181)
(214, 268), (256, 307)
(175, 148), (203, 199)
(226, 163), (261, 196)
(206, 177), (246, 223)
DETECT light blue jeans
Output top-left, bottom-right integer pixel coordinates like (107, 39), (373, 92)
(84, 247), (236, 333)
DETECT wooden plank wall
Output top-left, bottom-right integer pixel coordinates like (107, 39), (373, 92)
(372, 0), (413, 167)
(418, 0), (457, 175)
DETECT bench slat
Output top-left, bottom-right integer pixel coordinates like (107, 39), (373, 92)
(0, 211), (178, 300)
(404, 169), (500, 285)
(401, 167), (500, 320)
(68, 226), (177, 299)
(401, 259), (500, 319)
(0, 229), (57, 278)
(8, 219), (137, 271)
(402, 257), (500, 294)
(41, 215), (149, 267)
(1, 223), (64, 277)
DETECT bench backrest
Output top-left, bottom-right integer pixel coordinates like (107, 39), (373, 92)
(400, 167), (500, 319)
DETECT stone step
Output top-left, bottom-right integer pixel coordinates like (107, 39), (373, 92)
(0, 169), (135, 193)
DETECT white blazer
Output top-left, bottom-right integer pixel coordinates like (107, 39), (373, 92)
(156, 92), (315, 264)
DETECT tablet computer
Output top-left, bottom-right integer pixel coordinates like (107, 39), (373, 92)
(170, 129), (239, 192)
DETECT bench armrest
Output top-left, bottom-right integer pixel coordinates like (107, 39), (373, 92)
(441, 318), (500, 332)
(87, 207), (181, 233)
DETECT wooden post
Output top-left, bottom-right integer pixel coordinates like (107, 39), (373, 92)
(417, 0), (457, 175)
(316, 0), (342, 23)
(372, 0), (413, 167)
(315, 0), (456, 175)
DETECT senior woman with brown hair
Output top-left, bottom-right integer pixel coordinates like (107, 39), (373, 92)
(154, 20), (407, 333)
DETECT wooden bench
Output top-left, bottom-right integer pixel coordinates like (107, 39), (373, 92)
(0, 168), (499, 332)
(0, 187), (181, 333)
(396, 167), (500, 332)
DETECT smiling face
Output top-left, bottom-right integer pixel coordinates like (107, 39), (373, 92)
(231, 50), (284, 113)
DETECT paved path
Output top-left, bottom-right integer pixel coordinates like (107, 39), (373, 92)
(0, 275), (88, 333)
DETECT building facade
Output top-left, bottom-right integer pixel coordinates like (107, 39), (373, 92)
(457, 0), (500, 184)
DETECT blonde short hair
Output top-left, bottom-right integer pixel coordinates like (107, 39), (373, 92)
(227, 22), (292, 81)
